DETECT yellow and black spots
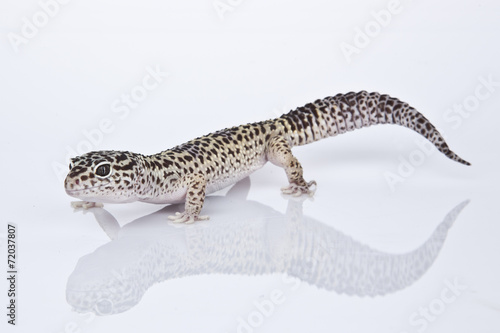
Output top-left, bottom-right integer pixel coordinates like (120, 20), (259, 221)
(65, 151), (145, 203)
(168, 173), (208, 223)
(265, 136), (315, 196)
(277, 91), (470, 165)
(65, 91), (470, 223)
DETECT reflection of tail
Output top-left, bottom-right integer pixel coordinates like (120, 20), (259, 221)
(287, 200), (469, 296)
(66, 191), (469, 315)
(278, 91), (471, 165)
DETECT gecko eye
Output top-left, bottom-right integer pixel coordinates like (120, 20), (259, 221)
(69, 162), (74, 170)
(94, 163), (111, 178)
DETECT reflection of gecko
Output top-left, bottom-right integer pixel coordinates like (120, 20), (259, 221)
(65, 91), (470, 222)
(65, 179), (469, 315)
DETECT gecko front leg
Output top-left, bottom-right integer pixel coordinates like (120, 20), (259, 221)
(266, 136), (317, 196)
(168, 173), (209, 224)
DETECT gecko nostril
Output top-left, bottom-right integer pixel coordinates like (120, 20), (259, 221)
(75, 179), (80, 185)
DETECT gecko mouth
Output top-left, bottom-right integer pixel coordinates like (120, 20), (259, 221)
(65, 182), (110, 196)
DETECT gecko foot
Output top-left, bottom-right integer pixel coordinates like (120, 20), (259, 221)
(167, 212), (210, 224)
(281, 181), (317, 197)
(71, 201), (104, 209)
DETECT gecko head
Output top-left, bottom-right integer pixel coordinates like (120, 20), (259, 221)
(65, 151), (144, 203)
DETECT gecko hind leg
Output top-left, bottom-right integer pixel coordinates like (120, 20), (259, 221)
(266, 136), (317, 197)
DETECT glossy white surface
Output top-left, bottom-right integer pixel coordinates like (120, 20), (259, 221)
(1, 0), (499, 332)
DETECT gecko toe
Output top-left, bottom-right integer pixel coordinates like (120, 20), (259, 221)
(281, 181), (317, 197)
(168, 212), (210, 224)
(71, 201), (104, 210)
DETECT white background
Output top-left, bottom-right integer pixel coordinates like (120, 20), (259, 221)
(1, 0), (499, 332)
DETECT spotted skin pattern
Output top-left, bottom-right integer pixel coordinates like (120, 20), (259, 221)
(65, 91), (470, 223)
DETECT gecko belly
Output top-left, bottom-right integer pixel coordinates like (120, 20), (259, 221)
(206, 157), (268, 195)
(138, 159), (267, 204)
(138, 187), (188, 205)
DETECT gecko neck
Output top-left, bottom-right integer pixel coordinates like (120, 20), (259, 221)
(134, 153), (186, 203)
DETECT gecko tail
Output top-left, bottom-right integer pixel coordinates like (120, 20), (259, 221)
(390, 101), (471, 166)
(328, 91), (471, 166)
(440, 145), (471, 166)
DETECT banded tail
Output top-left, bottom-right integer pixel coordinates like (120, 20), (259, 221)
(277, 91), (470, 166)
